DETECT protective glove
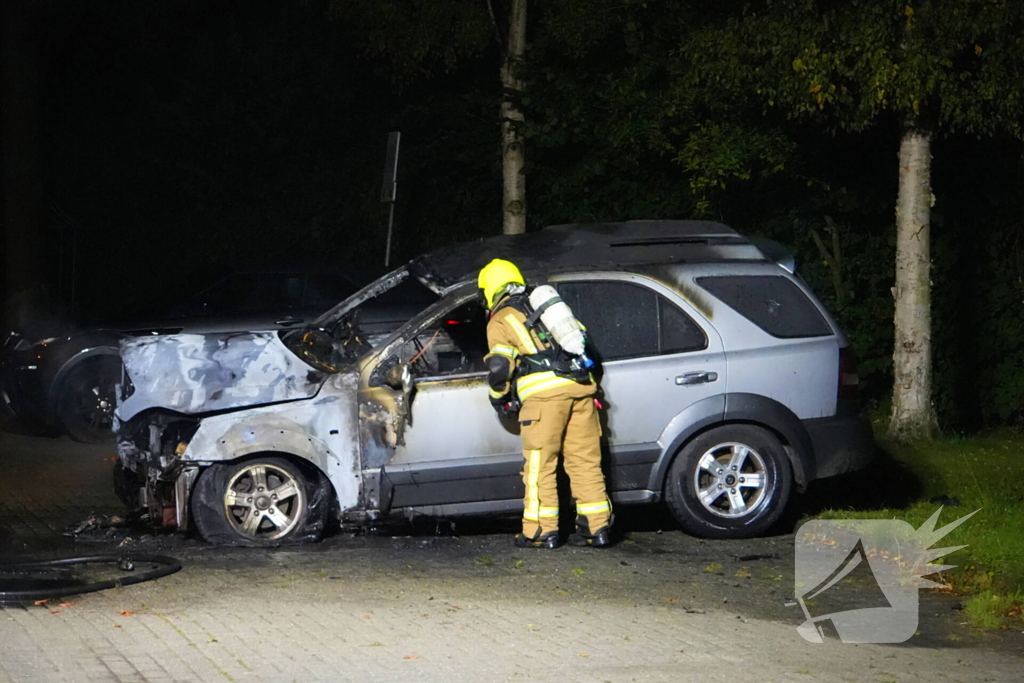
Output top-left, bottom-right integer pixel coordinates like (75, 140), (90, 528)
(490, 396), (520, 419)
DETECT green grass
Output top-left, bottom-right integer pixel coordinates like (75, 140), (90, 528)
(963, 590), (1023, 630)
(812, 429), (1024, 629)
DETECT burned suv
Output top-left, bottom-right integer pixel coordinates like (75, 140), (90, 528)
(114, 221), (872, 545)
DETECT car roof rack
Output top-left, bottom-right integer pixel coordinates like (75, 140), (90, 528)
(411, 220), (776, 290)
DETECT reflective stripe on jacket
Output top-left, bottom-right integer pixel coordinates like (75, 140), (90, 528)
(484, 298), (595, 402)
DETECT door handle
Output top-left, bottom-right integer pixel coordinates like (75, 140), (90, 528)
(275, 316), (304, 326)
(675, 371), (718, 386)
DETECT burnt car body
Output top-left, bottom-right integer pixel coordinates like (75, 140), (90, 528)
(114, 221), (873, 544)
(1, 267), (369, 443)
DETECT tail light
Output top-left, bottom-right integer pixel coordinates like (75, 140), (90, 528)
(838, 346), (860, 399)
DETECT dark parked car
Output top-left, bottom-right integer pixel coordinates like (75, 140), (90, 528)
(1, 267), (369, 442)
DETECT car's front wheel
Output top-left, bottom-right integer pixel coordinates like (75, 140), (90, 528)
(665, 424), (792, 539)
(191, 456), (330, 546)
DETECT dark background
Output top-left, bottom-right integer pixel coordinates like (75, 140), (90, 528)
(2, 0), (1022, 430)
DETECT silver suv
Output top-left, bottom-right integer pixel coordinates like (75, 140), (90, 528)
(114, 221), (872, 545)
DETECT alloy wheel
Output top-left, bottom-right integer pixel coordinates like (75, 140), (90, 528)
(691, 442), (771, 518)
(223, 463), (306, 541)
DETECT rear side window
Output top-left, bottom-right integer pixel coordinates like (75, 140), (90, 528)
(556, 281), (707, 361)
(696, 275), (832, 338)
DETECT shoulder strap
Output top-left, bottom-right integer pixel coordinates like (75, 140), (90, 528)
(526, 295), (560, 328)
(493, 293), (532, 317)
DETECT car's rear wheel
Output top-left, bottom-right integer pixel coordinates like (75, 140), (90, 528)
(665, 424), (792, 539)
(57, 356), (122, 443)
(191, 456), (329, 546)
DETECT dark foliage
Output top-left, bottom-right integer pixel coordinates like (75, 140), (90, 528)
(14, 0), (1024, 429)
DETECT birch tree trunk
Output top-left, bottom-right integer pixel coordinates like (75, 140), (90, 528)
(888, 128), (938, 441)
(499, 0), (527, 235)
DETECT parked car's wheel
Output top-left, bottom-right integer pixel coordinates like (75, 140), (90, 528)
(191, 456), (329, 546)
(57, 355), (122, 443)
(665, 424), (792, 539)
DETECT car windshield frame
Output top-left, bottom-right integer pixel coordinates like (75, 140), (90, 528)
(284, 265), (450, 373)
(312, 265), (415, 328)
(364, 282), (480, 371)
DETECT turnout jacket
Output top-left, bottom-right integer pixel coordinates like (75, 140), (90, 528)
(484, 295), (595, 405)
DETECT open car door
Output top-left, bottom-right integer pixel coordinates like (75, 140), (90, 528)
(367, 288), (525, 515)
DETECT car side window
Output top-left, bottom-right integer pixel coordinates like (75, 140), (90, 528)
(695, 275), (832, 338)
(660, 296), (709, 354)
(556, 280), (708, 362)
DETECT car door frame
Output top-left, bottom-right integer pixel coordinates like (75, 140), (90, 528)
(358, 284), (525, 517)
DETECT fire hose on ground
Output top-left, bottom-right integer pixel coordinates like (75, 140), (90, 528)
(0, 554), (182, 604)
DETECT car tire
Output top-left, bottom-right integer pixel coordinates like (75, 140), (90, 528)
(191, 456), (330, 546)
(665, 424), (792, 539)
(57, 355), (122, 444)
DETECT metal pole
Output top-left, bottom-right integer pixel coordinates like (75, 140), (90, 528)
(381, 132), (401, 267)
(384, 202), (396, 267)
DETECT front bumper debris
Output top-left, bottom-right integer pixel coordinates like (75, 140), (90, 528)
(117, 414), (200, 528)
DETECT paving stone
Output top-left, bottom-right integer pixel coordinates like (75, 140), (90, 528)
(1, 430), (1021, 682)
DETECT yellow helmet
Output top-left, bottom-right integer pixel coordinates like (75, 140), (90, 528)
(478, 259), (525, 309)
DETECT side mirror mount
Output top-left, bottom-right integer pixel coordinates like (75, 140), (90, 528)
(385, 362), (413, 393)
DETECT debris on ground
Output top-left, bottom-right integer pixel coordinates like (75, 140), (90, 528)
(63, 514), (127, 540)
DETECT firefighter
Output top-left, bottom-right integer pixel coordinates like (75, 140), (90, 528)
(478, 259), (612, 549)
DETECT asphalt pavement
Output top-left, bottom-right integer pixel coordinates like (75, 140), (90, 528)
(0, 427), (1021, 682)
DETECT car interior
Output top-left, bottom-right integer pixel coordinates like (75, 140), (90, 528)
(400, 300), (490, 379)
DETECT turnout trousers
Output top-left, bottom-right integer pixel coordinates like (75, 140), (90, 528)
(518, 395), (611, 538)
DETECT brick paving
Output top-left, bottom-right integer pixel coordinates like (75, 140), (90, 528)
(0, 430), (1021, 682)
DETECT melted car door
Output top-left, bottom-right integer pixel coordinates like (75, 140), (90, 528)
(376, 292), (524, 511)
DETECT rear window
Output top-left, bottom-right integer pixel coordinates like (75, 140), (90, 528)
(696, 275), (832, 338)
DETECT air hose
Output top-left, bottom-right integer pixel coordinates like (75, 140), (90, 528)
(0, 554), (181, 604)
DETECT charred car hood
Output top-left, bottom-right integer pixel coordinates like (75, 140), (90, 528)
(116, 331), (325, 422)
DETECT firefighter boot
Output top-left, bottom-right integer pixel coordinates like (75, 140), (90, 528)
(514, 531), (561, 549)
(568, 518), (612, 548)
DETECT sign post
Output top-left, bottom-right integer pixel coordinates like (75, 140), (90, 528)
(381, 132), (401, 267)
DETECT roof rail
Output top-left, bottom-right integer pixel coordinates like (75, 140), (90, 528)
(413, 220), (784, 288)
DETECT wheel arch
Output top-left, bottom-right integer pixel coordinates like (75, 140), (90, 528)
(202, 449), (331, 481)
(182, 416), (346, 506)
(649, 393), (815, 497)
(186, 425), (337, 482)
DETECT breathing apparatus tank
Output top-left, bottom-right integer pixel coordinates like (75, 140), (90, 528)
(528, 285), (594, 369)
